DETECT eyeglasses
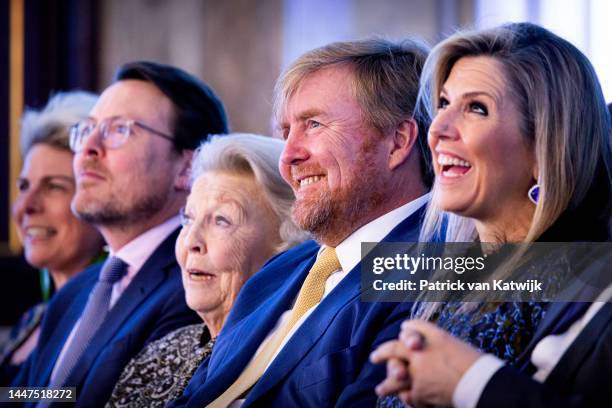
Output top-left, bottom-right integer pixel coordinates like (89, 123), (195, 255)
(69, 117), (173, 152)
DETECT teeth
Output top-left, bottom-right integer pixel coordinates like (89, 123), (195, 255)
(299, 175), (324, 187)
(437, 154), (471, 168)
(189, 272), (213, 281)
(442, 170), (463, 178)
(26, 227), (55, 238)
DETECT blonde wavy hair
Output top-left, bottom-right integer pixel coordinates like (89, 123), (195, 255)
(414, 22), (611, 319)
(419, 22), (611, 244)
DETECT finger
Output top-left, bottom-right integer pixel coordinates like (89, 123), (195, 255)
(370, 340), (398, 363)
(401, 319), (439, 335)
(398, 390), (413, 406)
(370, 340), (410, 364)
(400, 329), (426, 350)
(375, 375), (412, 397)
(387, 357), (409, 381)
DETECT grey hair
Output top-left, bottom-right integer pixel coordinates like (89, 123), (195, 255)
(20, 91), (98, 155)
(190, 133), (309, 251)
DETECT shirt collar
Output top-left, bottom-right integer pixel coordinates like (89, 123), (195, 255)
(111, 215), (181, 272)
(329, 193), (430, 273)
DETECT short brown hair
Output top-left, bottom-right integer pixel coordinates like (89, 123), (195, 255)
(115, 61), (229, 152)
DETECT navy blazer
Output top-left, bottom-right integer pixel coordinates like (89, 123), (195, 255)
(12, 228), (200, 407)
(477, 301), (612, 408)
(170, 206), (425, 407)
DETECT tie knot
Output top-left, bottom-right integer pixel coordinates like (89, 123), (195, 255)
(285, 246), (341, 327)
(311, 247), (341, 280)
(99, 256), (127, 283)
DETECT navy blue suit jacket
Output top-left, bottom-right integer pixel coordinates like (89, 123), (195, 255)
(477, 301), (612, 408)
(170, 206), (425, 407)
(12, 228), (200, 407)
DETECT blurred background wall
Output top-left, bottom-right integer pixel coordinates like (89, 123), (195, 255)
(1, 0), (611, 328)
(96, 0), (475, 135)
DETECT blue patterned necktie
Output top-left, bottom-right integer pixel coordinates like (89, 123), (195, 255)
(49, 256), (127, 387)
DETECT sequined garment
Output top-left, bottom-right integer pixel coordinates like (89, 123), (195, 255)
(376, 302), (547, 408)
(437, 302), (546, 364)
(107, 323), (214, 408)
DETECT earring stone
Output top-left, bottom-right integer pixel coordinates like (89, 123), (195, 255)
(528, 184), (540, 204)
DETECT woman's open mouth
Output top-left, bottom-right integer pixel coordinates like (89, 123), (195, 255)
(437, 153), (472, 178)
(187, 268), (215, 281)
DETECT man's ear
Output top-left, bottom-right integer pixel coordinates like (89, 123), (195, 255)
(175, 150), (193, 191)
(388, 118), (419, 170)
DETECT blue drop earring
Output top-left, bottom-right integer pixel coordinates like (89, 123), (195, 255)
(528, 184), (540, 204)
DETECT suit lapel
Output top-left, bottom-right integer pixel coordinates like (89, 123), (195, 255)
(33, 272), (98, 386)
(545, 302), (612, 387)
(198, 242), (320, 403)
(515, 302), (570, 370)
(246, 262), (362, 403)
(382, 205), (425, 243)
(220, 242), (319, 327)
(246, 205), (425, 402)
(64, 228), (180, 386)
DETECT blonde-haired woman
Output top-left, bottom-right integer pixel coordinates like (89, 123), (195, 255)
(373, 22), (611, 407)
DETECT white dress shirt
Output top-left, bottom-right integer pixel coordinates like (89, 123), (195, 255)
(229, 193), (430, 407)
(453, 286), (612, 408)
(49, 215), (180, 383)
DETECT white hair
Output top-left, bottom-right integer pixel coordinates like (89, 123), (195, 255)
(191, 133), (310, 251)
(20, 90), (98, 155)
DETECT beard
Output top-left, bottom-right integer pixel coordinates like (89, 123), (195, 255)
(291, 150), (386, 245)
(73, 192), (168, 226)
(74, 187), (168, 226)
(72, 166), (173, 227)
(72, 150), (178, 227)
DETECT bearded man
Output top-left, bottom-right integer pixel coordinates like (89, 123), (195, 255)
(13, 61), (228, 407)
(171, 38), (432, 408)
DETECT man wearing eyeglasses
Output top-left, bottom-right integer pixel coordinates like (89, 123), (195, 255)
(12, 61), (229, 407)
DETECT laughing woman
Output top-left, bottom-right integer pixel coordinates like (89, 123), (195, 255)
(373, 22), (611, 407)
(107, 134), (307, 407)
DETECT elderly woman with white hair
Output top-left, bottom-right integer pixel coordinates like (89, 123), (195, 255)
(107, 133), (308, 407)
(0, 91), (104, 384)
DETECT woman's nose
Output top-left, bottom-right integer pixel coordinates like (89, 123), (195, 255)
(18, 187), (43, 216)
(429, 108), (460, 141)
(185, 226), (207, 254)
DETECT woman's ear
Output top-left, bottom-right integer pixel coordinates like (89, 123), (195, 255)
(175, 150), (193, 191)
(532, 160), (539, 181)
(389, 118), (419, 170)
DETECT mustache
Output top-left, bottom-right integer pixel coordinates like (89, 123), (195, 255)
(290, 164), (327, 179)
(79, 159), (109, 177)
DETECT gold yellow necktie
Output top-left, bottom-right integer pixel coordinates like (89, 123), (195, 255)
(206, 247), (341, 408)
